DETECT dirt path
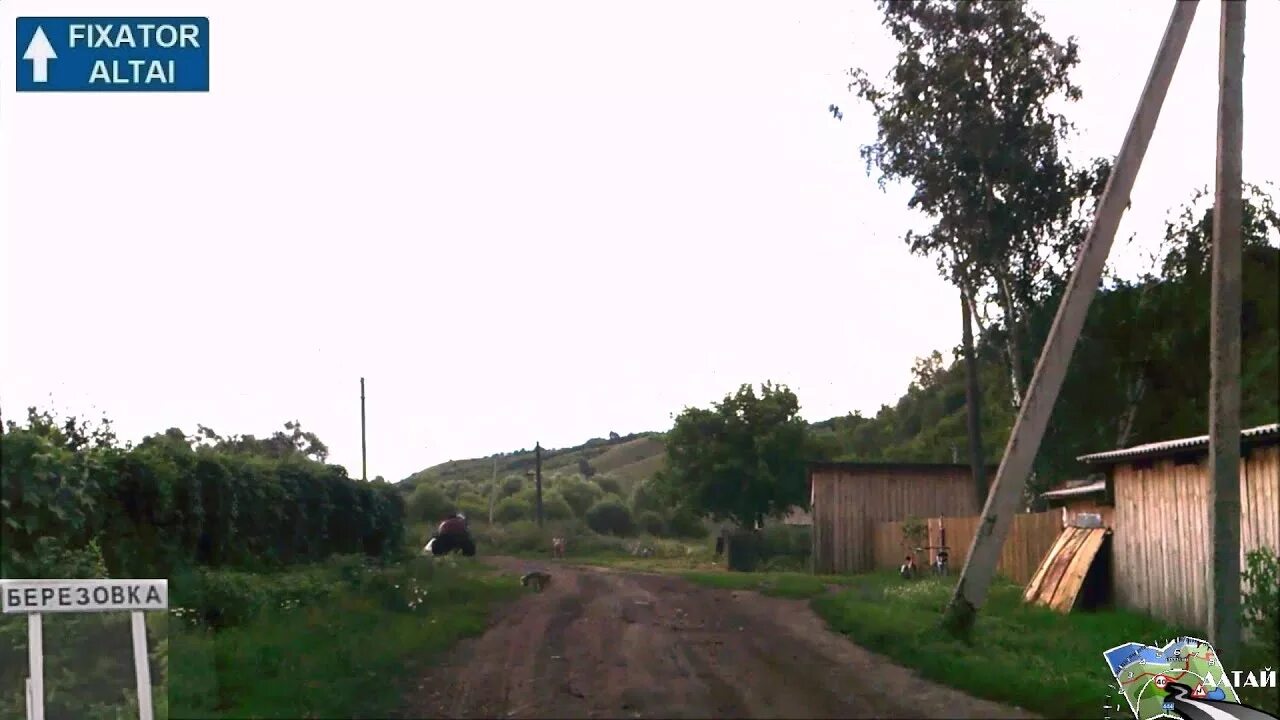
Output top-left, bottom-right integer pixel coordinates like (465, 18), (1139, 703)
(403, 558), (1038, 719)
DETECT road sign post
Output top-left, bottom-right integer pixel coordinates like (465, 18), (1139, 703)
(2, 579), (169, 720)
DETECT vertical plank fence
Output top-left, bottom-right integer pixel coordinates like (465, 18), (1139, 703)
(872, 510), (1063, 585)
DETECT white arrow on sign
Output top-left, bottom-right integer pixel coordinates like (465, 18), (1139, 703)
(23, 27), (57, 83)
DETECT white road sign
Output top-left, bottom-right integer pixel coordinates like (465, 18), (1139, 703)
(2, 579), (167, 614)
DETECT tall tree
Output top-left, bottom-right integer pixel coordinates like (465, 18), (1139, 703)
(654, 382), (810, 529)
(849, 0), (1099, 409)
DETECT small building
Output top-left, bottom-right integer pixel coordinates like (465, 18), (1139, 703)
(809, 462), (984, 574)
(1040, 476), (1113, 528)
(1076, 423), (1279, 630)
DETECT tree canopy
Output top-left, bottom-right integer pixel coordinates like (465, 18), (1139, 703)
(654, 382), (811, 529)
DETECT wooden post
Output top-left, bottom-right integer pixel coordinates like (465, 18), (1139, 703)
(941, 0), (1200, 636)
(488, 457), (498, 524)
(131, 611), (154, 720)
(1207, 0), (1245, 667)
(961, 285), (986, 507)
(27, 614), (43, 720)
(535, 442), (544, 528)
(360, 377), (367, 482)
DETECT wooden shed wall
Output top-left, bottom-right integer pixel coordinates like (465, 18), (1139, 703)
(1055, 498), (1115, 528)
(811, 466), (981, 574)
(1111, 444), (1279, 631)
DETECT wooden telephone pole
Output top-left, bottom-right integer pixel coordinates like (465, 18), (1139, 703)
(942, 0), (1202, 636)
(1207, 0), (1245, 666)
(535, 442), (544, 528)
(360, 377), (367, 482)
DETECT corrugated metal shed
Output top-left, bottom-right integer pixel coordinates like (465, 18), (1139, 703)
(1076, 423), (1279, 465)
(1041, 479), (1107, 499)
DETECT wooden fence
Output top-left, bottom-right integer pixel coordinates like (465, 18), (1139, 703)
(872, 510), (1063, 585)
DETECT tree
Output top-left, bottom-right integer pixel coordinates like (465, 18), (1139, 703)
(848, 0), (1102, 501)
(654, 382), (809, 529)
(407, 484), (452, 524)
(585, 498), (635, 536)
(558, 478), (604, 518)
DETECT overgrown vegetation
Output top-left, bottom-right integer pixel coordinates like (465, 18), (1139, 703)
(0, 411), (510, 719)
(167, 555), (517, 719)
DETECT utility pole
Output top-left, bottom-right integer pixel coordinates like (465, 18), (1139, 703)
(535, 442), (544, 528)
(488, 456), (499, 524)
(941, 0), (1199, 637)
(1207, 0), (1245, 667)
(360, 377), (367, 482)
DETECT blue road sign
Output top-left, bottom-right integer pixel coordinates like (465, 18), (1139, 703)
(15, 17), (209, 92)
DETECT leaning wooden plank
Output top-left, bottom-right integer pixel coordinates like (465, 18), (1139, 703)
(1033, 528), (1091, 607)
(1023, 527), (1076, 603)
(1049, 529), (1109, 613)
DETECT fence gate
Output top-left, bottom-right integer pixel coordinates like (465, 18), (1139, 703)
(1, 579), (168, 720)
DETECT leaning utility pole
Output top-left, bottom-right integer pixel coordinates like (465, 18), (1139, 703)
(360, 377), (368, 482)
(1207, 0), (1245, 667)
(942, 0), (1200, 636)
(534, 442), (544, 528)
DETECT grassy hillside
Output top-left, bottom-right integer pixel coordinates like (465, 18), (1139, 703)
(400, 431), (665, 492)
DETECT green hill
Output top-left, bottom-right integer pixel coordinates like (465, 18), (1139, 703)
(399, 431), (666, 495)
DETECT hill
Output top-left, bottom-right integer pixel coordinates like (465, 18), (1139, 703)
(400, 431), (667, 495)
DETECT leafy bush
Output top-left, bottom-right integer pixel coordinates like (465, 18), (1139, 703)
(1242, 547), (1279, 654)
(455, 492), (489, 520)
(760, 523), (811, 563)
(668, 508), (708, 538)
(407, 484), (453, 524)
(542, 492), (575, 522)
(0, 409), (406, 580)
(636, 510), (666, 536)
(594, 476), (623, 496)
(499, 475), (525, 499)
(585, 498), (635, 536)
(558, 478), (604, 517)
(493, 495), (530, 523)
(630, 478), (666, 516)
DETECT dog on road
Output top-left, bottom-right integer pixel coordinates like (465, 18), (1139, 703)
(521, 570), (552, 592)
(551, 537), (566, 559)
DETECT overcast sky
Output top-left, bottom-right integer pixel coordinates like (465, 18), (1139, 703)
(2, 1), (1277, 482)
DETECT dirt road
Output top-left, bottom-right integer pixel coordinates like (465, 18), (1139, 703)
(404, 558), (1037, 719)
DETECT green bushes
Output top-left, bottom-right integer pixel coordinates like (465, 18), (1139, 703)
(541, 492), (575, 522)
(594, 476), (623, 496)
(558, 478), (604, 517)
(668, 508), (708, 538)
(493, 495), (529, 523)
(406, 484), (453, 524)
(1242, 547), (1279, 655)
(585, 498), (635, 536)
(636, 510), (666, 536)
(0, 411), (406, 580)
(166, 556), (520, 718)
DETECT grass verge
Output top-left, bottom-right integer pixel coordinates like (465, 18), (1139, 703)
(810, 573), (1280, 718)
(168, 556), (520, 718)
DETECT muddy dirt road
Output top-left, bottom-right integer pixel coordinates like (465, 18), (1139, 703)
(404, 559), (1036, 719)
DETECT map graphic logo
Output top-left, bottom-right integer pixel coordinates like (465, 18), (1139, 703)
(1103, 636), (1277, 720)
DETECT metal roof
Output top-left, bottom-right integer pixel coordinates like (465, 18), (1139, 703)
(1041, 479), (1107, 499)
(808, 461), (997, 474)
(1076, 423), (1279, 465)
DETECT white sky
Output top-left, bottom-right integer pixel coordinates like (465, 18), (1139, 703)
(1, 1), (1277, 482)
